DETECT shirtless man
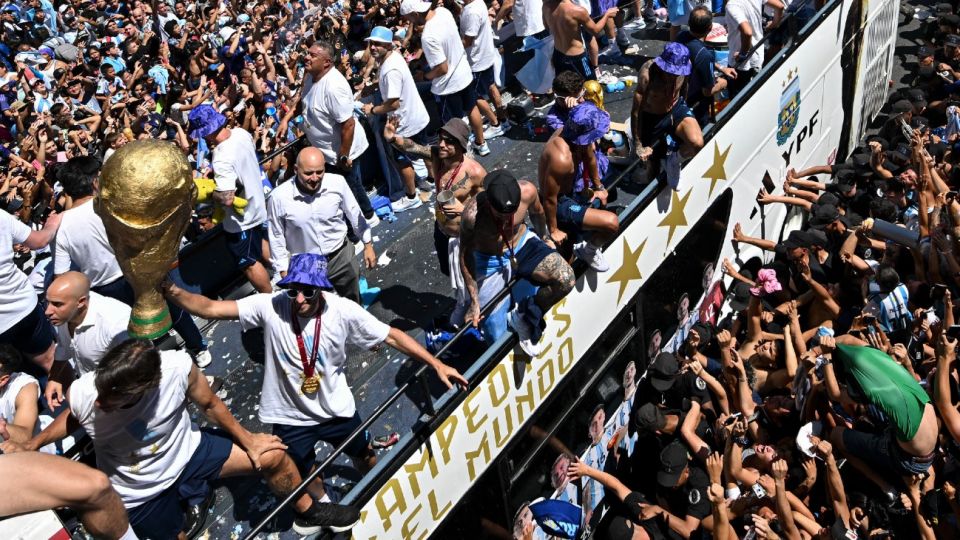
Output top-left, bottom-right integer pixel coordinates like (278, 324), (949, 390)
(385, 116), (487, 325)
(460, 170), (575, 356)
(539, 73), (620, 272)
(543, 0), (618, 82)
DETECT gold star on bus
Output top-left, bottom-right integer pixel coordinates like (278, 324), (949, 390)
(657, 189), (693, 246)
(606, 238), (646, 304)
(703, 142), (731, 196)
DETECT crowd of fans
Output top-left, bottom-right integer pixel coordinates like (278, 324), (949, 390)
(0, 0), (940, 536)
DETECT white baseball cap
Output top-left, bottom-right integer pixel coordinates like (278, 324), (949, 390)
(399, 0), (431, 16)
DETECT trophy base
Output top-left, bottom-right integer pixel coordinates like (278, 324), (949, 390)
(129, 308), (173, 340)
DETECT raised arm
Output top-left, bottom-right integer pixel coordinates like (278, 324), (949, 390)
(162, 279), (240, 320)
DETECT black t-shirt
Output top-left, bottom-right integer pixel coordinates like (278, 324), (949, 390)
(661, 467), (712, 522)
(634, 372), (711, 413)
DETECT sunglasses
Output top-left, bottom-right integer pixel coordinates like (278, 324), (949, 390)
(439, 135), (459, 146)
(284, 286), (319, 300)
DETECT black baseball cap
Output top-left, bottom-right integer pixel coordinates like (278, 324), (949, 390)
(780, 229), (812, 251)
(633, 402), (666, 433)
(728, 280), (751, 312)
(657, 440), (689, 488)
(483, 169), (521, 214)
(947, 33), (960, 47)
(892, 99), (913, 113)
(649, 352), (679, 392)
(808, 203), (841, 229)
(806, 229), (828, 249)
(817, 191), (841, 207)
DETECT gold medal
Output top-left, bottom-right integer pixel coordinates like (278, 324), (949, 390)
(301, 374), (320, 394)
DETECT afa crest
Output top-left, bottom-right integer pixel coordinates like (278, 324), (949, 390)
(777, 68), (800, 146)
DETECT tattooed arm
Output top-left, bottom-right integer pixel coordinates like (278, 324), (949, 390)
(460, 197), (482, 328)
(522, 180), (550, 240)
(384, 114), (432, 159)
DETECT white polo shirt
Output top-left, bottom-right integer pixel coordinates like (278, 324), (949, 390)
(0, 211), (37, 334)
(301, 68), (370, 163)
(69, 350), (202, 508)
(379, 51), (430, 137)
(421, 7), (474, 96)
(267, 174), (371, 271)
(461, 0), (498, 72)
(53, 291), (130, 376)
(211, 128), (268, 233)
(52, 199), (124, 288)
(237, 292), (390, 425)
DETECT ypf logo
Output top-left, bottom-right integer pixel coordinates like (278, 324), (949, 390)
(777, 67), (800, 146)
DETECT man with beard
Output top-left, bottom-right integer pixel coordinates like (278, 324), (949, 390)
(385, 116), (487, 325)
(361, 25), (430, 212)
(267, 147), (377, 305)
(460, 170), (574, 356)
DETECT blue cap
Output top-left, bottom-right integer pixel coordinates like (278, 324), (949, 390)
(365, 26), (393, 44)
(276, 253), (335, 291)
(528, 498), (581, 539)
(654, 42), (692, 76)
(188, 104), (226, 139)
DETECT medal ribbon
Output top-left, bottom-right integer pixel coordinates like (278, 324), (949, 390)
(290, 303), (322, 379)
(439, 160), (465, 193)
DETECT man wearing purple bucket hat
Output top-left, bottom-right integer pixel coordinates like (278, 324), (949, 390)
(630, 42), (704, 184)
(188, 104), (272, 294)
(163, 252), (468, 512)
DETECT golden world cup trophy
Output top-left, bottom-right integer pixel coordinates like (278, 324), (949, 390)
(96, 140), (197, 340)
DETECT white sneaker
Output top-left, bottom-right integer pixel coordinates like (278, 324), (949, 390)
(483, 123), (506, 140)
(624, 18), (647, 29)
(508, 308), (542, 357)
(365, 213), (380, 228)
(391, 195), (423, 212)
(599, 42), (621, 57)
(597, 71), (618, 85)
(473, 142), (491, 156)
(574, 241), (610, 272)
(193, 349), (213, 368)
(623, 44), (641, 55)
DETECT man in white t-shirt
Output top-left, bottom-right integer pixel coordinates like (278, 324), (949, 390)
(6, 339), (361, 537)
(289, 41), (376, 222)
(0, 204), (60, 371)
(401, 0), (493, 156)
(0, 344), (42, 446)
(163, 252), (468, 501)
(43, 272), (129, 410)
(461, 0), (508, 138)
(188, 104), (272, 294)
(725, 0), (783, 95)
(361, 26), (429, 213)
(53, 156), (211, 366)
(268, 148), (377, 304)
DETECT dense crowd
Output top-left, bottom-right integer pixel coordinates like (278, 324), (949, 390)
(0, 0), (936, 537)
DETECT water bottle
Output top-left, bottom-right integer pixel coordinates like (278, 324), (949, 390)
(605, 81), (626, 93)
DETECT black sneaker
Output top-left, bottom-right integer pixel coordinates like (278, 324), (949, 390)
(183, 491), (215, 539)
(293, 502), (361, 535)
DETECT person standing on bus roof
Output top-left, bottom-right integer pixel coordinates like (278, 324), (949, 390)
(543, 0), (618, 82)
(724, 0), (783, 96)
(161, 253), (468, 507)
(675, 7), (738, 124)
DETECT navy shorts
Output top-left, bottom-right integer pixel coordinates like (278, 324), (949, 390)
(224, 225), (265, 270)
(128, 429), (233, 540)
(472, 66), (496, 100)
(437, 83), (479, 123)
(0, 301), (55, 356)
(557, 194), (589, 228)
(514, 233), (556, 280)
(273, 413), (372, 477)
(842, 428), (933, 476)
(551, 49), (596, 81)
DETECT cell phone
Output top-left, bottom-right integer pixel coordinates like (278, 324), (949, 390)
(752, 483), (766, 498)
(849, 329), (863, 339)
(932, 283), (949, 301)
(947, 325), (960, 339)
(862, 314), (877, 325)
(948, 191), (959, 200)
(761, 171), (776, 195)
(723, 412), (743, 426)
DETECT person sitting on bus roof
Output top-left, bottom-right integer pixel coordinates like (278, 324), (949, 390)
(539, 71), (620, 273)
(1, 339), (360, 537)
(630, 43), (704, 188)
(459, 170), (575, 357)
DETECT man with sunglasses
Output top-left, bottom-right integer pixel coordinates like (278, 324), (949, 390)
(385, 116), (487, 326)
(162, 252), (468, 504)
(267, 147), (376, 305)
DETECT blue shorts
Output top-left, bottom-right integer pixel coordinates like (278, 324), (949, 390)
(472, 66), (496, 100)
(552, 49), (596, 81)
(557, 194), (589, 229)
(273, 413), (372, 477)
(224, 225), (265, 270)
(0, 301), (55, 356)
(128, 429), (233, 540)
(437, 83), (479, 123)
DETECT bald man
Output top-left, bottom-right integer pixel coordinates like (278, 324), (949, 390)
(44, 271), (130, 410)
(267, 147), (376, 304)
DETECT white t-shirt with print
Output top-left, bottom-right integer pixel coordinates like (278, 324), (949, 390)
(212, 128), (268, 233)
(725, 0), (764, 70)
(301, 68), (370, 163)
(379, 51), (430, 137)
(421, 7), (474, 96)
(0, 211), (38, 333)
(68, 350), (203, 508)
(237, 292), (390, 425)
(461, 0), (499, 72)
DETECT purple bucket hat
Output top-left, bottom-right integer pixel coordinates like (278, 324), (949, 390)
(562, 102), (610, 146)
(276, 253), (336, 291)
(188, 104), (226, 139)
(654, 42), (692, 77)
